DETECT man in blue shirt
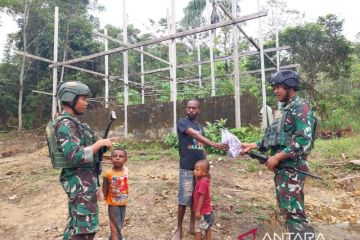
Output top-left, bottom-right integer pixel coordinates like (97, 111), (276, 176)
(172, 99), (228, 240)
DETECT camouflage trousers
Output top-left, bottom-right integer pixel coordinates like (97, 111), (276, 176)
(61, 171), (99, 240)
(274, 168), (315, 239)
(274, 168), (307, 225)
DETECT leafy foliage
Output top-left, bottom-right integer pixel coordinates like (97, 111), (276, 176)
(162, 133), (179, 149)
(280, 14), (352, 102)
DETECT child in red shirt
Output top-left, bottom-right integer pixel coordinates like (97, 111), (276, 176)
(102, 148), (129, 240)
(193, 160), (214, 240)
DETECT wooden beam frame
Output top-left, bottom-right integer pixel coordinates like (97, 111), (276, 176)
(49, 11), (267, 68)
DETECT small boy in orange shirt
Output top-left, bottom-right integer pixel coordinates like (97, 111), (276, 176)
(102, 148), (129, 240)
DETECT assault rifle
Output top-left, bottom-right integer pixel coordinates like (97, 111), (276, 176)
(96, 111), (117, 186)
(247, 151), (322, 180)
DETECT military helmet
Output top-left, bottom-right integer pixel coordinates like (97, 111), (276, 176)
(268, 70), (300, 91)
(57, 81), (91, 102)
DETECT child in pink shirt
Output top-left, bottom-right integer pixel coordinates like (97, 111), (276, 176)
(193, 160), (214, 240)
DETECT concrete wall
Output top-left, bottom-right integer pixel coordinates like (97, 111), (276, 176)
(80, 93), (259, 139)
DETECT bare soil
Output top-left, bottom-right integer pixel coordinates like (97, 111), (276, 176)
(0, 133), (359, 240)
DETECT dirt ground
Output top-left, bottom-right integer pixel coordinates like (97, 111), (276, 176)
(0, 133), (359, 240)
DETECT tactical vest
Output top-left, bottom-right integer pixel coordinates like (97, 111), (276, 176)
(262, 99), (317, 152)
(46, 115), (99, 169)
(263, 108), (292, 149)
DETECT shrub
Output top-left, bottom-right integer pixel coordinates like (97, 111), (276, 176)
(163, 132), (179, 149)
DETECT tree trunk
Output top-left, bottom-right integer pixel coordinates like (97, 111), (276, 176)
(18, 3), (30, 131)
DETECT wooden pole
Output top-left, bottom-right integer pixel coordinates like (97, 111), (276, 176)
(209, 24), (216, 96)
(49, 11), (267, 68)
(136, 46), (289, 75)
(240, 64), (300, 75)
(123, 0), (128, 137)
(141, 46), (145, 104)
(257, 0), (268, 129)
(276, 30), (281, 110)
(171, 0), (177, 133)
(215, 1), (277, 67)
(232, 0), (241, 128)
(51, 6), (59, 120)
(93, 31), (170, 65)
(167, 8), (173, 102)
(197, 34), (202, 87)
(104, 28), (109, 108)
(14, 50), (53, 63)
(276, 31), (280, 71)
(65, 65), (106, 77)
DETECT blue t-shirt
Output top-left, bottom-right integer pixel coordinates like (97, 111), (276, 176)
(177, 117), (206, 170)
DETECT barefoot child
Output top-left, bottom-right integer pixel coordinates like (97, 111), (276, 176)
(193, 160), (214, 240)
(103, 148), (129, 240)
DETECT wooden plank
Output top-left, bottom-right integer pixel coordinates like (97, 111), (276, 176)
(65, 65), (106, 78)
(93, 31), (170, 65)
(240, 64), (300, 75)
(14, 50), (54, 63)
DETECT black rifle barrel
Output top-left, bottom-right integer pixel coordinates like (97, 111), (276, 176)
(246, 151), (322, 180)
(96, 111), (117, 186)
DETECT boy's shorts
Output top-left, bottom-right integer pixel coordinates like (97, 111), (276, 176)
(177, 169), (195, 206)
(195, 211), (214, 232)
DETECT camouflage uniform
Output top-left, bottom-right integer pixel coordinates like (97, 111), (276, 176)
(56, 112), (100, 240)
(257, 95), (315, 232)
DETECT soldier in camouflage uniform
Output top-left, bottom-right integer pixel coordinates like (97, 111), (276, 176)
(55, 81), (115, 240)
(241, 70), (316, 239)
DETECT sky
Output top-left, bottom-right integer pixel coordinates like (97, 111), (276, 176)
(0, 0), (359, 62)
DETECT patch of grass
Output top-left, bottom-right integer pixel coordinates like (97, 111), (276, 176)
(113, 140), (164, 151)
(311, 135), (360, 161)
(255, 213), (270, 222)
(129, 155), (160, 162)
(265, 202), (276, 210)
(245, 160), (260, 173)
(212, 194), (224, 202)
(345, 163), (360, 171)
(234, 207), (244, 214)
(218, 211), (232, 220)
(27, 185), (41, 194)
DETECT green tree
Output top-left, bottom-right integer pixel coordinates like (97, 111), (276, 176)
(280, 14), (352, 103)
(0, 0), (103, 128)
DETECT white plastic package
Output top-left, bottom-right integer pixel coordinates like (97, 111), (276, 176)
(221, 128), (243, 158)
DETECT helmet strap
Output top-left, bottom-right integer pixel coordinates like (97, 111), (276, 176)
(283, 85), (291, 104)
(71, 95), (83, 116)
